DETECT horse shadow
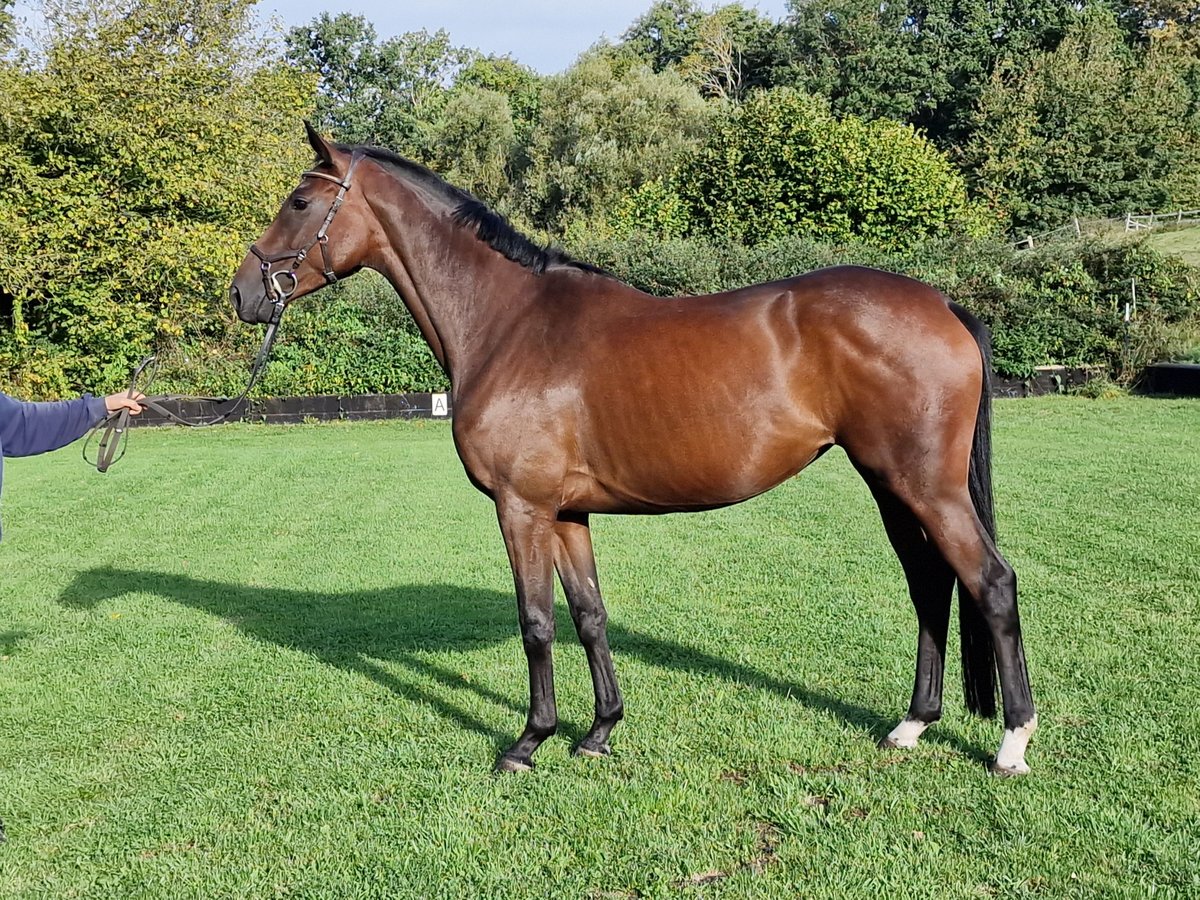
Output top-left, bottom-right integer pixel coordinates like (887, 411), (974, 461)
(57, 568), (988, 762)
(0, 631), (29, 656)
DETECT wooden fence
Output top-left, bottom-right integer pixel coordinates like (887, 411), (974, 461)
(1012, 209), (1200, 249)
(124, 372), (1094, 430)
(128, 392), (452, 427)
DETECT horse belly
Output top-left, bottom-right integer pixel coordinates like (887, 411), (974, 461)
(569, 401), (830, 514)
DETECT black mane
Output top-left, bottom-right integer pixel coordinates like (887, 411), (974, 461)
(350, 145), (608, 278)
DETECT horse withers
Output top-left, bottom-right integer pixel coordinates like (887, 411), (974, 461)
(230, 124), (1037, 776)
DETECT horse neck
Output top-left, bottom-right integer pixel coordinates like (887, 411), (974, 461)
(363, 169), (537, 389)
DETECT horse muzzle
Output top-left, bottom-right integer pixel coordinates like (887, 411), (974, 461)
(229, 279), (280, 325)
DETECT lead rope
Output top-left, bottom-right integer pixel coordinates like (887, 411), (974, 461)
(85, 155), (360, 473)
(83, 314), (282, 473)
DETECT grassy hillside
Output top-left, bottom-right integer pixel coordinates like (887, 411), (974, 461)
(1148, 223), (1200, 267)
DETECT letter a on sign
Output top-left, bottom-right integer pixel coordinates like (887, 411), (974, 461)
(431, 393), (449, 417)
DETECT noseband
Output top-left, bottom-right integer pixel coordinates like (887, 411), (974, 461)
(249, 152), (362, 319)
(84, 156), (365, 473)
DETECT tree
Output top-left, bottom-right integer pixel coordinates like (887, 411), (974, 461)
(516, 53), (713, 232)
(677, 4), (789, 100)
(618, 0), (707, 72)
(456, 55), (541, 144)
(783, 0), (1084, 148)
(285, 14), (472, 158)
(965, 5), (1200, 231)
(615, 1), (789, 97)
(0, 0), (13, 50)
(1120, 1), (1200, 46)
(0, 0), (312, 396)
(664, 88), (985, 246)
(428, 87), (518, 208)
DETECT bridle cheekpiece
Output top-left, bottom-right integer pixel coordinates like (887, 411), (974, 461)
(249, 152), (362, 322)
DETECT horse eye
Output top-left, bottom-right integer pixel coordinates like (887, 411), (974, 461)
(292, 197), (309, 211)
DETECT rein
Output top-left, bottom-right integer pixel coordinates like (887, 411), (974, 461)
(84, 316), (282, 473)
(84, 154), (362, 473)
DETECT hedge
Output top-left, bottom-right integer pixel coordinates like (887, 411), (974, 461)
(4, 232), (1196, 399)
(571, 231), (1200, 378)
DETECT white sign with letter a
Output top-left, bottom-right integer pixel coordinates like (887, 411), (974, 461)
(431, 393), (449, 417)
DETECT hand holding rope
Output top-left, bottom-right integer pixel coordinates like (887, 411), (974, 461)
(83, 315), (282, 473)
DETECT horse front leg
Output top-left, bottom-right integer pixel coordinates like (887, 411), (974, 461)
(494, 493), (560, 773)
(553, 512), (624, 758)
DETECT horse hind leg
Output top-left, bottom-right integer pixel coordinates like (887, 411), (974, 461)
(898, 487), (1037, 775)
(553, 512), (624, 757)
(860, 474), (956, 750)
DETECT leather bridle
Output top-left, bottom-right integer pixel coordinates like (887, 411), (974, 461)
(249, 152), (362, 317)
(84, 154), (363, 473)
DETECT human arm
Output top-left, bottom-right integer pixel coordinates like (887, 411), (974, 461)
(0, 392), (142, 458)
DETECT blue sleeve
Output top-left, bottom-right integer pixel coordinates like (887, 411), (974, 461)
(0, 392), (109, 458)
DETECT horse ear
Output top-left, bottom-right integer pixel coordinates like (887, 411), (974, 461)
(304, 120), (335, 169)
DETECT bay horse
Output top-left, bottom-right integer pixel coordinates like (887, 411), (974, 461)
(230, 124), (1037, 776)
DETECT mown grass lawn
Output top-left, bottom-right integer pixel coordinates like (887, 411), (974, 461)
(1, 398), (1197, 898)
(1148, 224), (1200, 268)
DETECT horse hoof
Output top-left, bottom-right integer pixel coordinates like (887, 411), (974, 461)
(878, 718), (928, 750)
(494, 755), (534, 774)
(988, 759), (1030, 777)
(573, 741), (611, 759)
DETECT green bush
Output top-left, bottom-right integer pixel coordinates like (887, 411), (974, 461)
(569, 230), (1200, 379)
(153, 272), (448, 397)
(637, 88), (988, 247)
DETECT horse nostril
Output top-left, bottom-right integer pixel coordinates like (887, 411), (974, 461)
(230, 285), (241, 311)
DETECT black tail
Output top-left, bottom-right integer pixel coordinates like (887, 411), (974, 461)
(948, 302), (998, 719)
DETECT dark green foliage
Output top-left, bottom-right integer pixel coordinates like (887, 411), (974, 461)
(516, 54), (712, 232)
(455, 55), (541, 145)
(163, 232), (1193, 394)
(782, 0), (1080, 148)
(155, 273), (448, 397)
(617, 0), (708, 72)
(427, 87), (518, 208)
(964, 6), (1200, 232)
(284, 14), (473, 158)
(615, 2), (789, 99)
(569, 231), (1200, 378)
(256, 285), (447, 396)
(575, 233), (726, 296)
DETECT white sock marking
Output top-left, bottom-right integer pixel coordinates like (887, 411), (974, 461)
(994, 716), (1038, 773)
(885, 718), (931, 748)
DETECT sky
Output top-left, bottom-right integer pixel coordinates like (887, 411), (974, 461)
(257, 0), (794, 74)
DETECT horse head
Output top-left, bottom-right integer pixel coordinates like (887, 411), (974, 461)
(230, 123), (372, 324)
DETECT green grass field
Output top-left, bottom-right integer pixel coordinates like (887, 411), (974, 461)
(1, 398), (1198, 898)
(1148, 224), (1200, 268)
